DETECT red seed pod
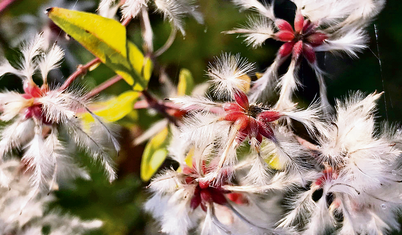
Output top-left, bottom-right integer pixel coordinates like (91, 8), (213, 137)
(256, 134), (263, 144)
(21, 94), (33, 100)
(234, 91), (249, 109)
(183, 166), (193, 174)
(185, 176), (194, 184)
(227, 193), (248, 205)
(210, 188), (227, 205)
(199, 179), (210, 189)
(30, 105), (43, 120)
(190, 194), (201, 210)
(303, 43), (316, 64)
(200, 202), (207, 212)
(278, 41), (295, 58)
(23, 82), (42, 98)
(200, 189), (213, 203)
(274, 31), (295, 42)
(24, 108), (33, 119)
(275, 19), (294, 33)
(248, 118), (259, 137)
(236, 129), (248, 144)
(223, 103), (243, 112)
(234, 116), (250, 131)
(292, 41), (304, 61)
(258, 122), (274, 140)
(223, 111), (244, 122)
(257, 110), (281, 122)
(306, 32), (328, 47)
(294, 12), (305, 33)
(302, 19), (314, 34)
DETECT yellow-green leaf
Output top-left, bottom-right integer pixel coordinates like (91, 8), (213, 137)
(141, 127), (169, 181)
(47, 7), (150, 89)
(266, 154), (283, 170)
(81, 91), (140, 123)
(177, 68), (194, 96)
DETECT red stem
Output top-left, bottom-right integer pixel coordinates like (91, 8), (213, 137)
(121, 17), (132, 27)
(59, 58), (101, 91)
(141, 90), (179, 126)
(59, 17), (131, 91)
(85, 75), (123, 99)
(0, 0), (18, 14)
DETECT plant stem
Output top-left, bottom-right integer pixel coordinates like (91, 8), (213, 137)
(121, 16), (132, 27)
(60, 16), (132, 91)
(85, 75), (123, 99)
(59, 58), (101, 91)
(141, 90), (179, 126)
(0, 0), (18, 14)
(154, 27), (177, 57)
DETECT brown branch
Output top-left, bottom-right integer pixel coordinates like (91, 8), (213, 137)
(60, 16), (132, 91)
(295, 136), (319, 151)
(141, 90), (179, 126)
(59, 58), (101, 91)
(85, 75), (123, 99)
(121, 16), (132, 27)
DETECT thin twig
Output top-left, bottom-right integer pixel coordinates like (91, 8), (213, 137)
(59, 58), (101, 91)
(141, 90), (179, 126)
(0, 0), (18, 14)
(121, 16), (132, 27)
(85, 75), (123, 99)
(295, 136), (319, 151)
(154, 27), (177, 57)
(60, 16), (132, 91)
(140, 7), (154, 54)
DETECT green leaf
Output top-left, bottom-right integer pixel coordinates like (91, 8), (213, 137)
(47, 7), (151, 89)
(177, 68), (194, 96)
(81, 91), (140, 123)
(140, 127), (169, 181)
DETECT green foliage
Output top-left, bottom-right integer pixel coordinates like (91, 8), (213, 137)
(47, 7), (151, 90)
(177, 68), (195, 96)
(140, 127), (169, 181)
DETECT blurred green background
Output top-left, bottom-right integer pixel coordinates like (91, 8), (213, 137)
(1, 0), (402, 234)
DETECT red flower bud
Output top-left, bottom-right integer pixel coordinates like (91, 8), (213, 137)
(275, 31), (295, 42)
(292, 41), (304, 61)
(303, 43), (316, 63)
(306, 32), (328, 47)
(190, 194), (201, 210)
(294, 12), (305, 33)
(278, 42), (295, 58)
(257, 110), (281, 122)
(275, 19), (293, 33)
(234, 91), (249, 109)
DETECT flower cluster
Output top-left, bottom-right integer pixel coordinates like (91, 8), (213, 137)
(143, 2), (402, 230)
(0, 34), (119, 197)
(146, 58), (402, 235)
(226, 0), (384, 110)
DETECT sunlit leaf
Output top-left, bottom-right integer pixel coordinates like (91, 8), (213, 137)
(81, 91), (140, 123)
(141, 127), (169, 181)
(177, 147), (194, 173)
(47, 7), (151, 89)
(266, 154), (283, 170)
(177, 68), (194, 96)
(237, 74), (251, 93)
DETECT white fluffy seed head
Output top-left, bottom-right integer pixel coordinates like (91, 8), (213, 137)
(226, 16), (275, 48)
(208, 53), (255, 99)
(19, 33), (45, 81)
(121, 0), (148, 19)
(154, 0), (204, 35)
(38, 43), (64, 84)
